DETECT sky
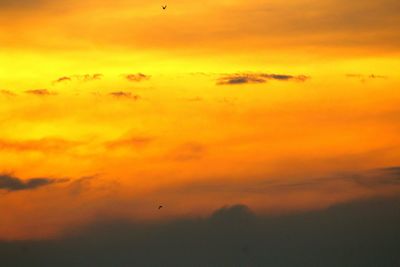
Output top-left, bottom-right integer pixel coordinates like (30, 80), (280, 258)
(1, 0), (400, 264)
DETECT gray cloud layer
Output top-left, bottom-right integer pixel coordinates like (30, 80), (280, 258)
(0, 195), (399, 266)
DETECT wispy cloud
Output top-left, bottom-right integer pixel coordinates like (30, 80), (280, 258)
(105, 136), (153, 149)
(0, 174), (67, 192)
(52, 74), (103, 84)
(349, 166), (400, 187)
(68, 175), (98, 196)
(52, 76), (72, 84)
(124, 73), (151, 82)
(0, 0), (45, 9)
(346, 74), (388, 82)
(167, 166), (400, 195)
(170, 142), (205, 161)
(77, 73), (103, 81)
(0, 137), (79, 153)
(109, 91), (140, 100)
(25, 89), (56, 96)
(0, 89), (16, 96)
(182, 97), (203, 102)
(217, 73), (309, 85)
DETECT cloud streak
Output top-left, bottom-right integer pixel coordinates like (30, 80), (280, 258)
(0, 174), (67, 192)
(109, 91), (140, 100)
(52, 74), (103, 84)
(52, 76), (72, 84)
(0, 0), (45, 9)
(217, 73), (309, 85)
(169, 142), (205, 161)
(346, 73), (388, 82)
(0, 89), (16, 96)
(124, 73), (151, 82)
(0, 137), (79, 153)
(105, 136), (153, 149)
(165, 166), (400, 195)
(25, 89), (56, 96)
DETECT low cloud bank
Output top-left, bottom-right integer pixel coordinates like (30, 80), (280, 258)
(1, 195), (399, 266)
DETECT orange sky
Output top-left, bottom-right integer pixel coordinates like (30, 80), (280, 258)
(1, 0), (400, 240)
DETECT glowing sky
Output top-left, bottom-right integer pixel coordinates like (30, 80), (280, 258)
(1, 0), (400, 240)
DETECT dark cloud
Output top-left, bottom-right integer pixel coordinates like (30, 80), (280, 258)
(217, 73), (309, 85)
(25, 89), (56, 96)
(124, 73), (151, 82)
(68, 175), (98, 196)
(53, 76), (72, 84)
(380, 166), (400, 175)
(109, 91), (140, 100)
(1, 195), (400, 266)
(0, 174), (67, 192)
(349, 166), (400, 187)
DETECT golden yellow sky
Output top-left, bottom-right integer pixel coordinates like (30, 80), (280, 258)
(1, 0), (400, 240)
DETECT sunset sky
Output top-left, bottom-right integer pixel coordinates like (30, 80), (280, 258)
(1, 0), (400, 253)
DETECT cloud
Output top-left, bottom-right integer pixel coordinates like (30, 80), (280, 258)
(170, 142), (205, 161)
(109, 91), (140, 100)
(105, 136), (153, 149)
(25, 89), (56, 96)
(124, 73), (151, 82)
(0, 89), (16, 96)
(183, 97), (203, 102)
(346, 74), (388, 81)
(76, 73), (103, 81)
(217, 73), (309, 85)
(0, 0), (44, 9)
(381, 166), (400, 175)
(52, 74), (103, 84)
(0, 137), (79, 153)
(0, 174), (67, 192)
(1, 0), (399, 53)
(349, 166), (400, 187)
(165, 166), (400, 195)
(53, 76), (72, 84)
(68, 175), (98, 196)
(0, 195), (400, 266)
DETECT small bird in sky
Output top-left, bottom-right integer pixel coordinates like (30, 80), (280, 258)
(162, 5), (167, 10)
(158, 205), (163, 209)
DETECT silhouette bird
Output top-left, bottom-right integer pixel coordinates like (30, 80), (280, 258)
(158, 205), (163, 210)
(162, 5), (167, 10)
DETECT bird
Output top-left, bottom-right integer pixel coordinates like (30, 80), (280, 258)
(158, 205), (163, 210)
(162, 5), (167, 10)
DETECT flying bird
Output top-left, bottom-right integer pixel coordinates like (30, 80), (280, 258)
(162, 5), (167, 10)
(158, 205), (163, 210)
